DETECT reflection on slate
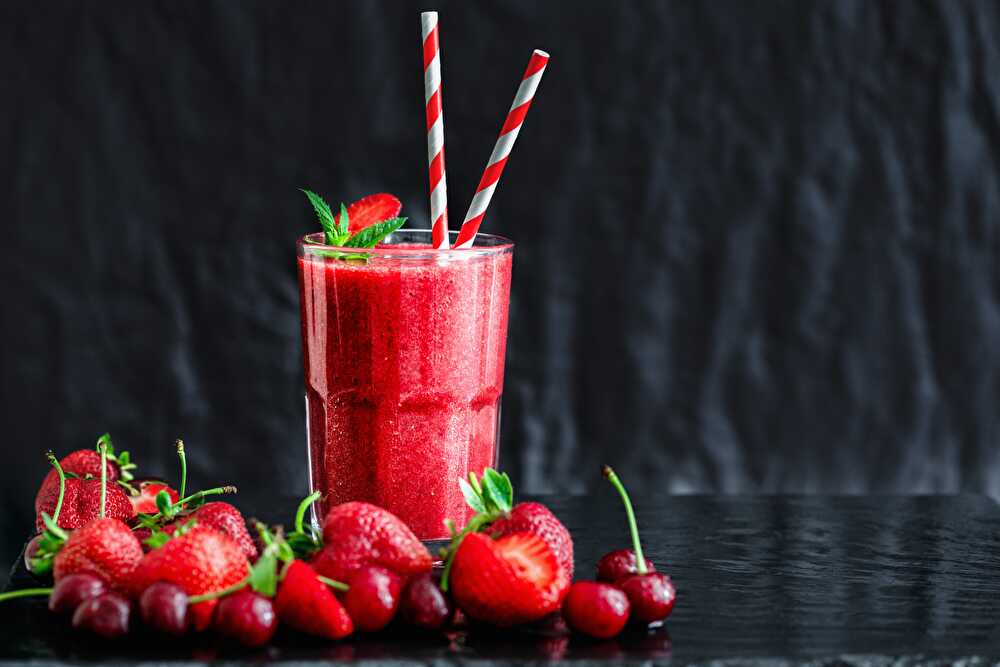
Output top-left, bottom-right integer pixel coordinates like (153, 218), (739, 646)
(2, 495), (1000, 664)
(5, 1), (1000, 584)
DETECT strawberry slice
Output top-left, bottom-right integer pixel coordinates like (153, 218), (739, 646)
(129, 480), (179, 515)
(449, 532), (570, 627)
(336, 193), (402, 234)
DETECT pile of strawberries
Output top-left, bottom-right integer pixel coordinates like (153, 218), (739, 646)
(4, 435), (675, 646)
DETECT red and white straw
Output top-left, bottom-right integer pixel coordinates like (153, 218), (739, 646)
(422, 11), (449, 250)
(453, 49), (549, 249)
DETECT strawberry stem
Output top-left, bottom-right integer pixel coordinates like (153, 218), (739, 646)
(0, 587), (53, 603)
(317, 575), (349, 592)
(603, 465), (647, 575)
(98, 437), (108, 519)
(295, 492), (321, 534)
(175, 439), (187, 499)
(46, 452), (66, 525)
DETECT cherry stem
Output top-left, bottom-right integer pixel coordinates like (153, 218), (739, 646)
(175, 440), (187, 500)
(175, 485), (237, 508)
(98, 438), (108, 519)
(603, 465), (647, 575)
(317, 575), (349, 592)
(188, 578), (248, 604)
(295, 492), (321, 535)
(0, 587), (53, 603)
(46, 452), (66, 525)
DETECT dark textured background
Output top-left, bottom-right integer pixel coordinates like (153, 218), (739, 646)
(4, 0), (1000, 585)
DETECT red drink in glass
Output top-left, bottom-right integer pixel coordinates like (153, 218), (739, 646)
(297, 230), (513, 540)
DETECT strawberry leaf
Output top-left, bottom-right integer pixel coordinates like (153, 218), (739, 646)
(459, 478), (487, 514)
(155, 489), (174, 516)
(143, 529), (172, 549)
(343, 217), (407, 248)
(250, 551), (278, 596)
(481, 469), (513, 513)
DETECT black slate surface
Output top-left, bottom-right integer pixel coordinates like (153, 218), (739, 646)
(2, 495), (1000, 665)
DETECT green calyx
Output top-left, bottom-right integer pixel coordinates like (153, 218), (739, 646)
(95, 433), (138, 495)
(439, 468), (515, 592)
(300, 188), (406, 261)
(143, 518), (198, 550)
(602, 465), (647, 575)
(251, 521), (347, 598)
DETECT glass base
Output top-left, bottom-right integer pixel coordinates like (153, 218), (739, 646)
(425, 538), (451, 564)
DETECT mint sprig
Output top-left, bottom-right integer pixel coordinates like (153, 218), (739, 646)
(343, 217), (407, 248)
(300, 189), (407, 255)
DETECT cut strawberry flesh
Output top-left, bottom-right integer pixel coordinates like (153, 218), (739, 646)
(336, 193), (402, 234)
(495, 534), (557, 586)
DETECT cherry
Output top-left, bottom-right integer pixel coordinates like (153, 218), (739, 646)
(213, 590), (277, 647)
(399, 572), (454, 630)
(140, 582), (189, 636)
(72, 592), (131, 639)
(562, 581), (630, 639)
(618, 572), (675, 622)
(596, 548), (655, 583)
(341, 565), (401, 632)
(49, 573), (108, 615)
(603, 466), (676, 624)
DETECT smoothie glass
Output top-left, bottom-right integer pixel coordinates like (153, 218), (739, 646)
(297, 230), (513, 540)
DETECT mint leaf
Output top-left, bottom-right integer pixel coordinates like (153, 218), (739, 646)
(344, 217), (406, 248)
(459, 478), (487, 513)
(337, 203), (350, 238)
(300, 189), (340, 245)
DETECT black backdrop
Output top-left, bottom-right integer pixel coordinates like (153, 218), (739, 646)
(4, 0), (1000, 582)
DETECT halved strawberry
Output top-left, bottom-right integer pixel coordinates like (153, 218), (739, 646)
(336, 193), (402, 234)
(449, 532), (570, 627)
(129, 480), (179, 515)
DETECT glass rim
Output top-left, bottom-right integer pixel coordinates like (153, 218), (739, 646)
(298, 229), (514, 259)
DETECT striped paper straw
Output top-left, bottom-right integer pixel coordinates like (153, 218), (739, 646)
(422, 11), (449, 250)
(453, 49), (549, 249)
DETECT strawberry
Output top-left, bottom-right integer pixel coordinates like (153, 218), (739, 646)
(338, 193), (402, 234)
(34, 435), (137, 512)
(129, 524), (250, 631)
(275, 560), (353, 640)
(130, 480), (179, 515)
(53, 518), (144, 592)
(490, 502), (574, 579)
(35, 478), (135, 532)
(444, 469), (574, 580)
(311, 502), (432, 582)
(185, 502), (257, 560)
(448, 532), (570, 627)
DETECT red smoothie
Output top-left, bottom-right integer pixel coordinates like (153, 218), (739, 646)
(297, 231), (513, 540)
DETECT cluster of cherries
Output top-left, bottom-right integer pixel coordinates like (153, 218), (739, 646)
(562, 467), (676, 638)
(41, 566), (454, 643)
